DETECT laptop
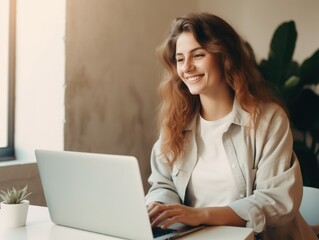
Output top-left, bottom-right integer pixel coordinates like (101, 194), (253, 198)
(35, 149), (205, 240)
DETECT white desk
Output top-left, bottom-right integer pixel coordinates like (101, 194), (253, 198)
(0, 206), (254, 240)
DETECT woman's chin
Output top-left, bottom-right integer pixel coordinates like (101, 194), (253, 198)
(187, 88), (201, 95)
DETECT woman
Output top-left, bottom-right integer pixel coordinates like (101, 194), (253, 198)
(145, 13), (317, 239)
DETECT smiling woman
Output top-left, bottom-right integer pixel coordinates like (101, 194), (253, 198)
(0, 0), (15, 160)
(145, 12), (318, 240)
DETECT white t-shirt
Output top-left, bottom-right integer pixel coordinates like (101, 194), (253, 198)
(186, 113), (239, 208)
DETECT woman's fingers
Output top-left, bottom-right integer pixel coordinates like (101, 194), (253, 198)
(151, 207), (182, 227)
(147, 203), (204, 228)
(147, 201), (161, 213)
(150, 204), (204, 228)
(147, 202), (165, 220)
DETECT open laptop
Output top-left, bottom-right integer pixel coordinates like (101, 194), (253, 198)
(35, 149), (204, 240)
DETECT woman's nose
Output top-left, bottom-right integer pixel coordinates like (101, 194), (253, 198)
(182, 59), (195, 72)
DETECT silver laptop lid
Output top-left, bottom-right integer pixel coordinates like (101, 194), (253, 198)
(35, 149), (153, 240)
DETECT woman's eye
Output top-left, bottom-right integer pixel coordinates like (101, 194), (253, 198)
(194, 53), (204, 58)
(176, 58), (184, 63)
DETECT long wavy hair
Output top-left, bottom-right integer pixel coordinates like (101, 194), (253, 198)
(157, 13), (281, 165)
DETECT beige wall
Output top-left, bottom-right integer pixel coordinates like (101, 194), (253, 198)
(64, 0), (198, 190)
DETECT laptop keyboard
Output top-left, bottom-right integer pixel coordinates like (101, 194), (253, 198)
(152, 226), (177, 238)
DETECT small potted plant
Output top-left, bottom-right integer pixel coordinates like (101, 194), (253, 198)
(0, 185), (32, 228)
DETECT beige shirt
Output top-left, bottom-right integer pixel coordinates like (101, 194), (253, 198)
(145, 100), (317, 240)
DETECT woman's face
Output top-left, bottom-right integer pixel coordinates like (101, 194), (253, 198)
(175, 32), (227, 98)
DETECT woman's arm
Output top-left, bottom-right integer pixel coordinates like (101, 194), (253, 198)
(228, 103), (303, 233)
(148, 202), (246, 228)
(145, 139), (182, 205)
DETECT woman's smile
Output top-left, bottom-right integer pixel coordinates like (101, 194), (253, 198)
(186, 74), (205, 83)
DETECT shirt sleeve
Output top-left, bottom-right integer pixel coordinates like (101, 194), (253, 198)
(144, 139), (182, 205)
(228, 105), (303, 233)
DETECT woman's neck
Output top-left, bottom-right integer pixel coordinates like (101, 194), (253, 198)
(199, 90), (234, 121)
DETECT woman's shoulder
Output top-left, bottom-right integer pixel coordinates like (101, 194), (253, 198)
(260, 101), (288, 118)
(258, 101), (290, 128)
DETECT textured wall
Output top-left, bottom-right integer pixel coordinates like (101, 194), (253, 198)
(64, 0), (198, 190)
(0, 163), (46, 206)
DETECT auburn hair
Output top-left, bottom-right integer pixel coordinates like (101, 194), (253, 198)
(157, 13), (281, 165)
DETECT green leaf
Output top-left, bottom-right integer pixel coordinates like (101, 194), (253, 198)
(266, 21), (297, 88)
(258, 59), (270, 81)
(287, 61), (300, 77)
(284, 75), (300, 89)
(291, 88), (319, 132)
(300, 49), (319, 85)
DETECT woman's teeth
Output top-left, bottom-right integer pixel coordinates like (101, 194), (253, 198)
(187, 75), (203, 82)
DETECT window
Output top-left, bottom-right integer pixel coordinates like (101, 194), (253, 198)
(0, 0), (15, 160)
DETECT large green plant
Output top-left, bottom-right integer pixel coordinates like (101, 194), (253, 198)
(258, 21), (319, 187)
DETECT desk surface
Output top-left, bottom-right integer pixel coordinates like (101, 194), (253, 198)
(0, 206), (254, 240)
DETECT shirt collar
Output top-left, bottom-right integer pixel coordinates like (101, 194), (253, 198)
(184, 98), (251, 132)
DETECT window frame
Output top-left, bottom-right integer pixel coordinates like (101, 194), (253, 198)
(0, 0), (16, 161)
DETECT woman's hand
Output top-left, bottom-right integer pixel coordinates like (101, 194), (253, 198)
(147, 202), (246, 229)
(147, 202), (205, 229)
